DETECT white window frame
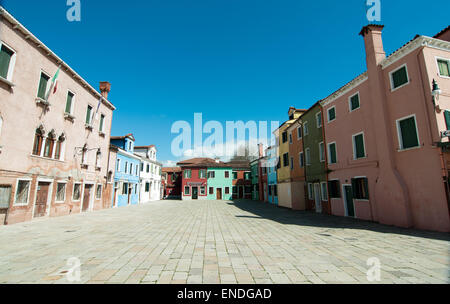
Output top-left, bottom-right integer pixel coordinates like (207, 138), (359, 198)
(305, 148), (311, 166)
(72, 183), (82, 201)
(86, 104), (94, 126)
(316, 112), (322, 128)
(320, 182), (328, 202)
(99, 113), (105, 132)
(184, 186), (190, 195)
(297, 126), (302, 140)
(289, 132), (293, 144)
(352, 131), (367, 160)
(307, 183), (313, 200)
(0, 41), (17, 82)
(349, 92), (360, 112)
(304, 122), (309, 136)
(65, 90), (76, 115)
(435, 56), (450, 79)
(55, 181), (67, 203)
(299, 152), (304, 168)
(389, 63), (410, 92)
(327, 142), (337, 164)
(396, 114), (421, 151)
(13, 178), (32, 206)
(319, 142), (325, 163)
(290, 157), (294, 170)
(327, 106), (336, 123)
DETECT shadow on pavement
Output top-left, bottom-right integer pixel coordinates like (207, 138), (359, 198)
(227, 200), (450, 242)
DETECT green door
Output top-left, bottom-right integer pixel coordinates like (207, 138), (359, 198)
(344, 186), (355, 217)
(192, 187), (198, 200)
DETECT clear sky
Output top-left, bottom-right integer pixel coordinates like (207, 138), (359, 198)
(2, 0), (449, 165)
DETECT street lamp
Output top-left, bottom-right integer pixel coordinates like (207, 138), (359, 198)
(432, 79), (442, 111)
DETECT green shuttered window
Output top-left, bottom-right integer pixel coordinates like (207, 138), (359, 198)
(37, 73), (50, 99)
(398, 116), (419, 150)
(351, 178), (369, 200)
(86, 105), (93, 125)
(353, 133), (365, 159)
(65, 92), (74, 114)
(328, 143), (337, 164)
(328, 107), (336, 122)
(391, 66), (409, 89)
(444, 111), (450, 131)
(0, 44), (14, 79)
(438, 59), (450, 77)
(350, 94), (360, 111)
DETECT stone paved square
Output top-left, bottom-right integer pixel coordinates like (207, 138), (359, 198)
(0, 200), (448, 284)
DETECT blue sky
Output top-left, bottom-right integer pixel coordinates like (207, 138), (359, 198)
(2, 0), (449, 165)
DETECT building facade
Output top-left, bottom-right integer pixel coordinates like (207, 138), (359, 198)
(110, 134), (140, 207)
(162, 167), (182, 199)
(229, 161), (252, 200)
(287, 118), (307, 210)
(135, 145), (162, 202)
(0, 8), (115, 225)
(178, 158), (209, 200)
(275, 107), (306, 209)
(250, 159), (260, 200)
(206, 165), (233, 201)
(302, 103), (330, 214)
(320, 25), (450, 232)
(266, 146), (278, 205)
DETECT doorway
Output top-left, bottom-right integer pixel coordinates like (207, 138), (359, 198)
(343, 185), (355, 217)
(313, 183), (322, 213)
(238, 186), (243, 199)
(192, 187), (198, 200)
(216, 188), (222, 200)
(35, 182), (50, 218)
(82, 184), (92, 212)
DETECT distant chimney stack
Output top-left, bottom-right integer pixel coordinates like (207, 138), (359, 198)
(360, 24), (386, 67)
(99, 81), (111, 99)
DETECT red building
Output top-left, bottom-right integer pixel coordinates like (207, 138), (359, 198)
(228, 161), (252, 200)
(177, 158), (209, 200)
(162, 167), (182, 199)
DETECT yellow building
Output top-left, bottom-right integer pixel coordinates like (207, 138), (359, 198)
(275, 108), (306, 209)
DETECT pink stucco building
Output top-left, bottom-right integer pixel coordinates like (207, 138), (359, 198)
(320, 25), (450, 232)
(0, 7), (116, 225)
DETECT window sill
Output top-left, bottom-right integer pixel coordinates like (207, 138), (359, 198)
(81, 164), (89, 169)
(35, 97), (50, 107)
(99, 131), (106, 137)
(64, 113), (75, 122)
(397, 146), (421, 152)
(30, 154), (64, 163)
(85, 124), (93, 131)
(0, 76), (15, 87)
(95, 167), (102, 171)
(390, 82), (410, 92)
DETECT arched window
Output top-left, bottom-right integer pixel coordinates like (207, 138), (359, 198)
(54, 133), (66, 160)
(43, 130), (56, 158)
(32, 127), (44, 156)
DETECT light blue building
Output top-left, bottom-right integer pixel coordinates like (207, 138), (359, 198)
(266, 146), (278, 205)
(111, 134), (141, 207)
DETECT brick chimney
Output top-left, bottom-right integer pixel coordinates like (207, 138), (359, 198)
(360, 25), (386, 68)
(99, 81), (111, 99)
(258, 143), (264, 158)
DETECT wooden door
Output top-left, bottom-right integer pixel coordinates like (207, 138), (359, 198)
(192, 187), (198, 200)
(216, 188), (222, 200)
(82, 185), (91, 212)
(35, 182), (50, 218)
(239, 186), (243, 199)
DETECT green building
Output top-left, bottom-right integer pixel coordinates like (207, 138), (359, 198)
(250, 159), (259, 200)
(301, 102), (329, 214)
(206, 166), (233, 201)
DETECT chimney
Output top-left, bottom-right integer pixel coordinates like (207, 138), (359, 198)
(258, 143), (264, 158)
(360, 25), (386, 67)
(99, 81), (111, 99)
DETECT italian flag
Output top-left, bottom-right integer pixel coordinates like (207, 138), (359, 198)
(45, 66), (60, 101)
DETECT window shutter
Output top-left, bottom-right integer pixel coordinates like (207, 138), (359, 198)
(37, 74), (49, 99)
(438, 60), (450, 77)
(399, 117), (419, 149)
(363, 178), (369, 200)
(0, 45), (13, 79)
(392, 67), (408, 88)
(65, 93), (73, 113)
(351, 95), (360, 110)
(355, 135), (365, 158)
(351, 179), (357, 198)
(445, 111), (450, 131)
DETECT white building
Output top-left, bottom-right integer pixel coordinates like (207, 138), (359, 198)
(135, 145), (162, 202)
